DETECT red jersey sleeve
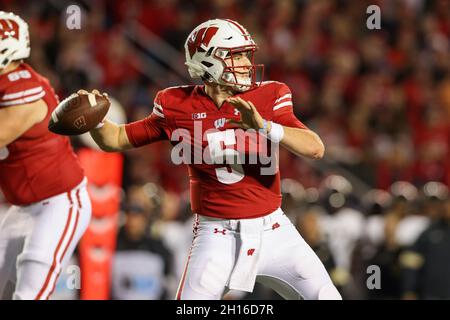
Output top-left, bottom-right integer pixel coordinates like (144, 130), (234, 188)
(272, 83), (308, 130)
(0, 71), (45, 108)
(125, 91), (170, 147)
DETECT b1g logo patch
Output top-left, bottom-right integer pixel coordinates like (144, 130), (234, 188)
(192, 112), (207, 120)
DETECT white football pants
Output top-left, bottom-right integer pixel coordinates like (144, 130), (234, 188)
(0, 178), (91, 300)
(176, 208), (342, 300)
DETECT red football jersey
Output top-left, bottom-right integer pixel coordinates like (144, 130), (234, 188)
(125, 81), (307, 219)
(0, 63), (84, 205)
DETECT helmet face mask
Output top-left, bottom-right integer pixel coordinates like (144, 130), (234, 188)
(216, 46), (263, 92)
(184, 19), (264, 92)
(0, 11), (30, 70)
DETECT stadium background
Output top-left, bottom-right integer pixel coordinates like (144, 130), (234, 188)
(0, 0), (449, 299)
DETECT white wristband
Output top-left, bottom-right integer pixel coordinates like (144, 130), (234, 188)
(267, 122), (284, 143)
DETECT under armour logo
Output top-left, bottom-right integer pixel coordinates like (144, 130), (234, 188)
(214, 118), (226, 129)
(247, 249), (255, 256)
(214, 228), (226, 235)
(73, 116), (86, 129)
(272, 222), (280, 230)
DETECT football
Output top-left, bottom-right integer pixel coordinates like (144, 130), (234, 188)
(48, 93), (110, 135)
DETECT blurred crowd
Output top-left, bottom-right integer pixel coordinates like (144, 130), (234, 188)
(0, 0), (449, 299)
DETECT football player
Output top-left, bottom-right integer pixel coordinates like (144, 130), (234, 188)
(83, 19), (341, 300)
(0, 12), (91, 300)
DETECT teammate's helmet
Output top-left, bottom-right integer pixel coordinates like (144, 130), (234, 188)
(184, 19), (263, 92)
(0, 11), (30, 69)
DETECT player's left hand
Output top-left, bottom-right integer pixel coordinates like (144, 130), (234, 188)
(226, 97), (271, 132)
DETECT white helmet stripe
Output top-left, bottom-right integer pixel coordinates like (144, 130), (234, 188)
(225, 19), (250, 40)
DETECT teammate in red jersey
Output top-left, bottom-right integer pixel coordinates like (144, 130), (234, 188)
(83, 19), (341, 299)
(0, 12), (91, 300)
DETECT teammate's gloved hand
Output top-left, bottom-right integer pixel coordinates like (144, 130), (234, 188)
(226, 96), (271, 133)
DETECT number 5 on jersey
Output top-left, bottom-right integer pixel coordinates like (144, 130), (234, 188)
(206, 130), (244, 185)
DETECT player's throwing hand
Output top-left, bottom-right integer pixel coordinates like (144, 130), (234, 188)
(226, 97), (271, 133)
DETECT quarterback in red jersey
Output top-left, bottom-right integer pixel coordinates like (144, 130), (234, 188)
(0, 12), (91, 299)
(84, 19), (341, 299)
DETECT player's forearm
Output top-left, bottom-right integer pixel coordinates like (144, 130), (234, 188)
(89, 120), (132, 152)
(280, 126), (325, 159)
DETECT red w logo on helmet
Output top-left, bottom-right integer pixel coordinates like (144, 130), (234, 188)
(0, 19), (20, 41)
(187, 26), (219, 58)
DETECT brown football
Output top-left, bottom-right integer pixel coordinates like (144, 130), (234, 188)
(48, 93), (110, 135)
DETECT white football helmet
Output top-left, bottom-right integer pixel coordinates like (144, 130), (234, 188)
(184, 19), (263, 92)
(0, 11), (30, 69)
